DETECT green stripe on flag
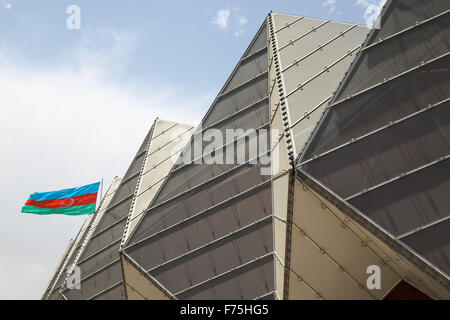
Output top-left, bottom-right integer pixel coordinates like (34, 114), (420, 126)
(21, 203), (96, 216)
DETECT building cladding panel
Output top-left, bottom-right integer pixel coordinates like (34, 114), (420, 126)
(297, 0), (450, 281)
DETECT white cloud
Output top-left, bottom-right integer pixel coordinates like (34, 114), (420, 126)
(234, 16), (248, 37)
(238, 16), (248, 27)
(212, 10), (249, 38)
(323, 0), (337, 14)
(235, 30), (245, 37)
(0, 28), (212, 299)
(356, 0), (387, 27)
(4, 3), (11, 10)
(212, 9), (231, 30)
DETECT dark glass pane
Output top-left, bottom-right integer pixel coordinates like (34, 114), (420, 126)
(123, 153), (145, 181)
(245, 24), (267, 57)
(155, 129), (270, 206)
(401, 218), (450, 276)
(224, 51), (268, 92)
(136, 126), (154, 155)
(64, 261), (122, 300)
(339, 13), (450, 99)
(203, 76), (268, 127)
(349, 160), (450, 237)
(302, 103), (450, 199)
(93, 198), (132, 236)
(79, 220), (125, 259)
(146, 221), (272, 294)
(78, 243), (120, 280)
(369, 0), (450, 43)
(127, 164), (269, 246)
(302, 55), (450, 161)
(126, 191), (271, 272)
(109, 175), (139, 205)
(178, 255), (274, 300)
(93, 284), (126, 300)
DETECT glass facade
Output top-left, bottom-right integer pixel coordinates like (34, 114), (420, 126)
(298, 0), (450, 280)
(123, 21), (275, 300)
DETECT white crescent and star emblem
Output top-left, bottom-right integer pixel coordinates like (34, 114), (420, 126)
(61, 198), (75, 207)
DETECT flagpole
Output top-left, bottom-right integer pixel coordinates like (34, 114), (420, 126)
(99, 178), (103, 212)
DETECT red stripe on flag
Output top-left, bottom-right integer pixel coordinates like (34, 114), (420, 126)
(25, 192), (98, 209)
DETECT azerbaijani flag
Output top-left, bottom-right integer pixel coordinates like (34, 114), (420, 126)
(21, 182), (100, 216)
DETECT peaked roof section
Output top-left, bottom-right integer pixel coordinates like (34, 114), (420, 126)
(268, 12), (369, 164)
(297, 0), (450, 287)
(43, 177), (122, 300)
(123, 19), (275, 300)
(120, 119), (194, 249)
(55, 119), (192, 300)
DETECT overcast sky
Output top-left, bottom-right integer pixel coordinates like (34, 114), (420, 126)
(0, 0), (385, 299)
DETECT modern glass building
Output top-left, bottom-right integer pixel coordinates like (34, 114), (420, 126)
(43, 1), (450, 300)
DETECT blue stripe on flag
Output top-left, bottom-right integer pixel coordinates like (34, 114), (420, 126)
(28, 182), (100, 201)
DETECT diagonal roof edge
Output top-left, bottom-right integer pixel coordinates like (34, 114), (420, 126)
(270, 11), (369, 28)
(120, 119), (158, 251)
(123, 17), (270, 248)
(295, 0), (392, 164)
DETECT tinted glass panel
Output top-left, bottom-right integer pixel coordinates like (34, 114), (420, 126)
(64, 261), (122, 300)
(80, 220), (125, 260)
(178, 255), (274, 300)
(302, 56), (450, 161)
(224, 51), (268, 92)
(401, 217), (450, 276)
(369, 0), (450, 43)
(349, 160), (450, 237)
(203, 76), (268, 127)
(127, 165), (270, 246)
(339, 14), (450, 99)
(93, 198), (132, 235)
(302, 103), (450, 199)
(126, 187), (271, 270)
